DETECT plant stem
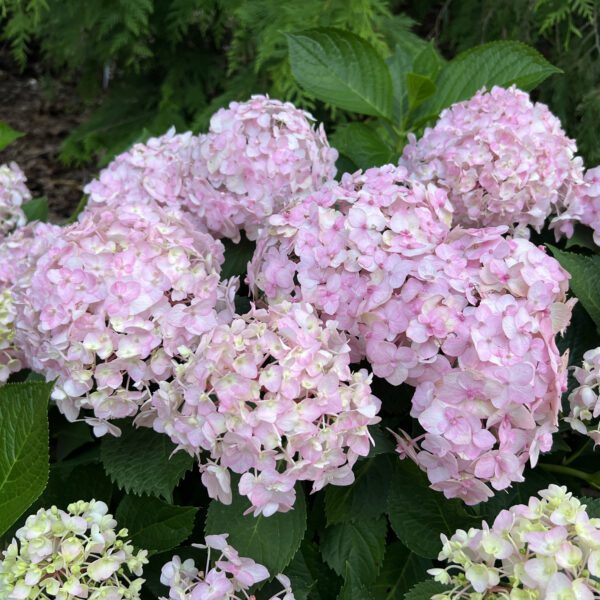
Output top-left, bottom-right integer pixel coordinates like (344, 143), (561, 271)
(563, 439), (592, 466)
(539, 462), (600, 489)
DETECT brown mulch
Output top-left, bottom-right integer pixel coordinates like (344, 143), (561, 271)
(0, 54), (94, 222)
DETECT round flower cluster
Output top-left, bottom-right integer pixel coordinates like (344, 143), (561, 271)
(551, 166), (600, 243)
(566, 347), (600, 445)
(0, 500), (148, 600)
(22, 202), (236, 435)
(150, 301), (381, 516)
(250, 174), (573, 502)
(0, 221), (62, 383)
(0, 162), (30, 237)
(393, 227), (572, 504)
(197, 95), (338, 241)
(429, 485), (600, 599)
(400, 85), (584, 235)
(160, 534), (294, 600)
(248, 163), (454, 378)
(85, 97), (337, 243)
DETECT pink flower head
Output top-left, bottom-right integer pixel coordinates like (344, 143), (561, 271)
(0, 221), (62, 383)
(429, 485), (600, 599)
(566, 346), (600, 445)
(150, 301), (381, 516)
(159, 534), (294, 599)
(0, 162), (30, 238)
(197, 95), (338, 240)
(401, 86), (584, 235)
(18, 203), (236, 433)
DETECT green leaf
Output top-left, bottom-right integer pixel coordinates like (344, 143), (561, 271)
(205, 484), (307, 576)
(581, 497), (600, 518)
(21, 197), (48, 223)
(565, 225), (598, 251)
(412, 43), (443, 80)
(0, 382), (52, 536)
(116, 495), (197, 555)
(100, 422), (193, 502)
(406, 73), (436, 110)
(0, 121), (24, 151)
(337, 563), (376, 600)
(295, 540), (342, 600)
(221, 236), (256, 280)
(54, 420), (93, 461)
(330, 123), (394, 170)
(422, 41), (561, 117)
(321, 516), (387, 584)
(387, 461), (476, 558)
(287, 28), (393, 119)
(404, 580), (450, 600)
(374, 542), (431, 600)
(325, 454), (395, 525)
(547, 245), (600, 330)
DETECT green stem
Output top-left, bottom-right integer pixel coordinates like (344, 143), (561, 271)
(563, 438), (592, 466)
(539, 463), (600, 489)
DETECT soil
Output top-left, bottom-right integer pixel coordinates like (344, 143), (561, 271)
(0, 53), (94, 222)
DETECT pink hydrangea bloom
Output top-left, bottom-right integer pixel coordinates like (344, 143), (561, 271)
(160, 534), (294, 600)
(566, 347), (600, 445)
(249, 163), (454, 375)
(197, 95), (338, 240)
(551, 166), (600, 243)
(429, 485), (600, 599)
(393, 228), (572, 504)
(250, 169), (572, 501)
(21, 203), (236, 435)
(0, 221), (61, 382)
(400, 86), (584, 234)
(149, 301), (381, 517)
(0, 162), (30, 237)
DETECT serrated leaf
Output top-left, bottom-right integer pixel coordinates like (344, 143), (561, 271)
(0, 121), (24, 151)
(321, 516), (387, 584)
(422, 41), (561, 117)
(54, 420), (93, 460)
(406, 73), (436, 110)
(412, 43), (444, 80)
(374, 542), (431, 600)
(330, 123), (394, 170)
(296, 540), (342, 600)
(287, 28), (393, 119)
(565, 225), (597, 251)
(325, 454), (395, 525)
(337, 563), (376, 600)
(0, 382), (52, 535)
(116, 495), (197, 555)
(205, 484), (307, 576)
(22, 197), (48, 223)
(404, 580), (450, 600)
(221, 236), (255, 280)
(387, 461), (476, 559)
(548, 245), (600, 330)
(101, 423), (193, 501)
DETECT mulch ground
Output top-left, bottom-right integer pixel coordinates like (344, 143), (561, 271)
(0, 53), (94, 222)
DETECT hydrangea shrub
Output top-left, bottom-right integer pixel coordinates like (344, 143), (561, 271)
(3, 31), (600, 600)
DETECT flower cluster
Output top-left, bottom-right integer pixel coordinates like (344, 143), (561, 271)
(393, 228), (572, 504)
(85, 97), (337, 243)
(21, 202), (236, 435)
(429, 485), (600, 599)
(250, 164), (572, 502)
(400, 86), (584, 235)
(0, 500), (148, 600)
(150, 301), (381, 516)
(551, 166), (600, 243)
(159, 534), (294, 600)
(197, 95), (338, 241)
(566, 347), (600, 445)
(248, 163), (454, 375)
(0, 162), (30, 237)
(0, 221), (62, 383)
